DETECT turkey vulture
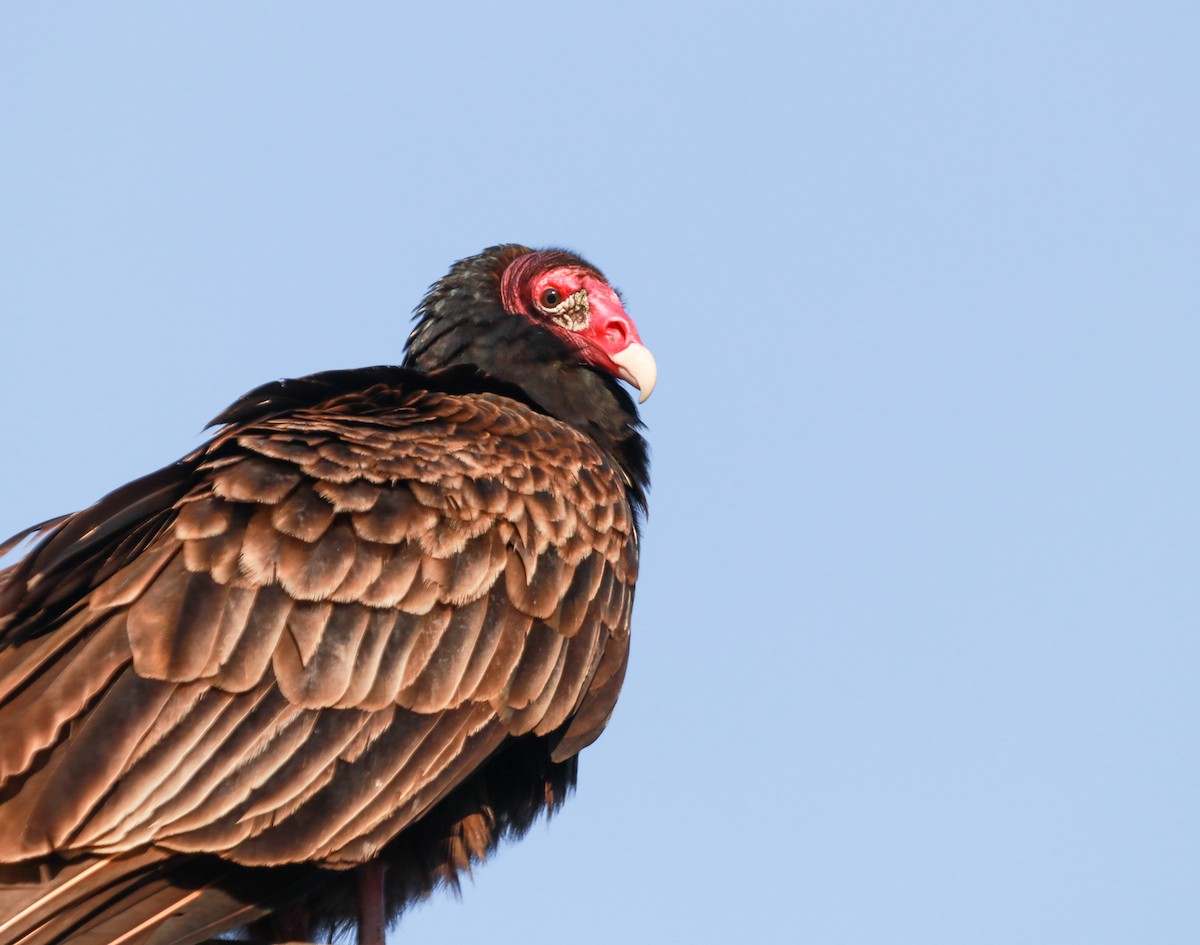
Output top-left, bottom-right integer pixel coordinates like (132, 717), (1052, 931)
(0, 244), (654, 945)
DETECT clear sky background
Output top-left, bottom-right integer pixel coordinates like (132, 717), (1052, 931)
(2, 3), (1197, 944)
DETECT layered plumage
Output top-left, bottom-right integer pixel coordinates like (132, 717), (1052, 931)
(0, 245), (653, 944)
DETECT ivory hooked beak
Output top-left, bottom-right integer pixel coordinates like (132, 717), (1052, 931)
(611, 342), (657, 404)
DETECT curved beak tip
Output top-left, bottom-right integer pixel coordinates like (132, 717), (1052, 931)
(611, 342), (657, 404)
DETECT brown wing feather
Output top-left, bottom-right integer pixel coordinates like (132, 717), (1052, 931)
(0, 386), (637, 894)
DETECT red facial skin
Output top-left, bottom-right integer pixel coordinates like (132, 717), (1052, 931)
(500, 253), (647, 378)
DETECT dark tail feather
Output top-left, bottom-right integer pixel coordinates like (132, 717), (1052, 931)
(0, 851), (165, 945)
(0, 851), (288, 945)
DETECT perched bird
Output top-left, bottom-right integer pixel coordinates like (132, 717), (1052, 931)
(0, 244), (654, 945)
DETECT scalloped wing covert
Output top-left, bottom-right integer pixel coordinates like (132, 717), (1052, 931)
(0, 386), (637, 870)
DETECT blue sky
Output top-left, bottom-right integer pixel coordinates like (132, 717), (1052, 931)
(2, 3), (1197, 943)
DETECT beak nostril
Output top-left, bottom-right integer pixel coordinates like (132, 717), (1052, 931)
(605, 321), (628, 347)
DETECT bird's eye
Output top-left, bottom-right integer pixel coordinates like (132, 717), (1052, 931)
(540, 288), (562, 309)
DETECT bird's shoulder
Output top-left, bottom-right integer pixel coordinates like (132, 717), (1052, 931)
(2, 365), (638, 639)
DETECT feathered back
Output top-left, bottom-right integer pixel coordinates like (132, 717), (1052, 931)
(0, 245), (651, 944)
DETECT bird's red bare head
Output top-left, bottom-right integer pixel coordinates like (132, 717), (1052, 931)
(499, 250), (657, 403)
